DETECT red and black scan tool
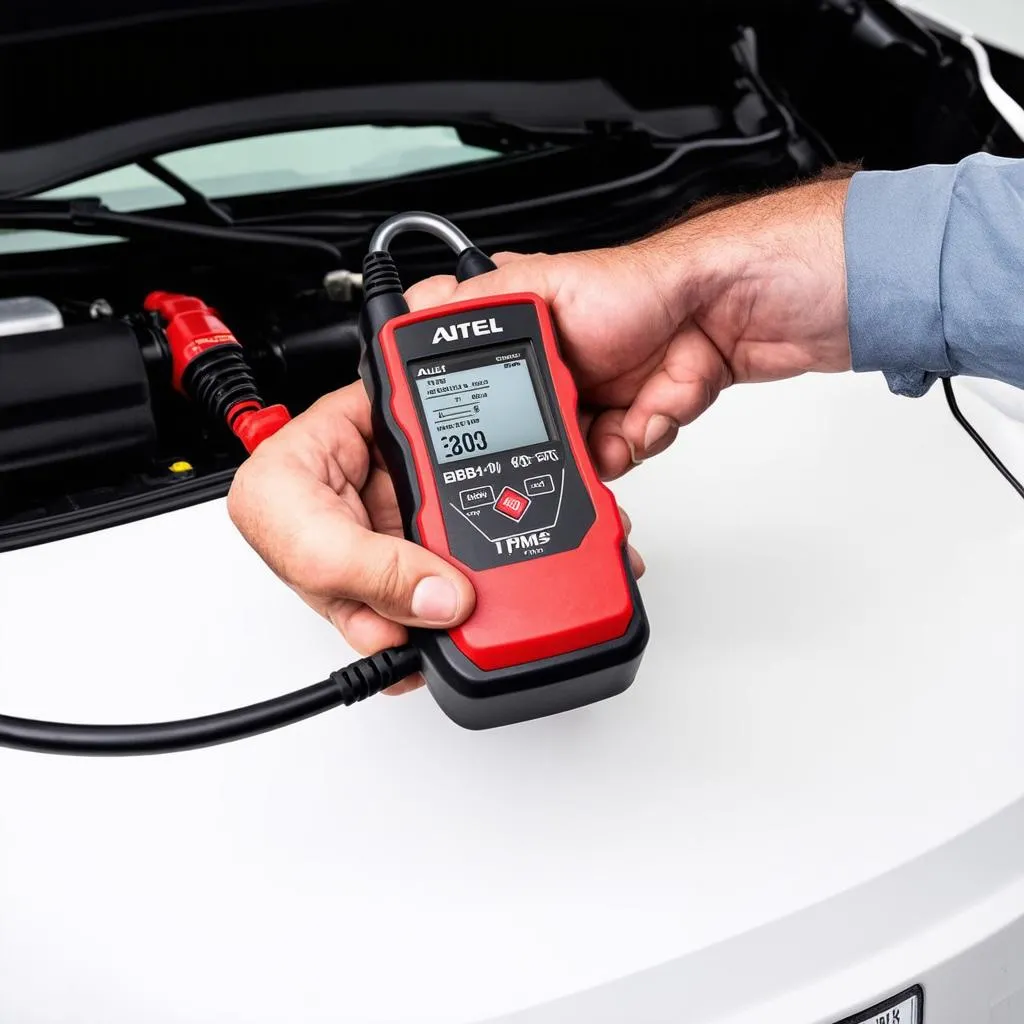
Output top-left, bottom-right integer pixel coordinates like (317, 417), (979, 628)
(359, 212), (648, 729)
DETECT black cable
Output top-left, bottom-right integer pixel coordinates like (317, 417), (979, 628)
(733, 28), (839, 165)
(236, 131), (785, 237)
(78, 203), (344, 266)
(0, 198), (343, 268)
(942, 377), (1024, 501)
(0, 645), (421, 756)
(0, 133), (785, 265)
(237, 146), (576, 222)
(421, 131), (785, 223)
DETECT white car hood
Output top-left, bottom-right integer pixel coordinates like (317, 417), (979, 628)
(1, 370), (1023, 1022)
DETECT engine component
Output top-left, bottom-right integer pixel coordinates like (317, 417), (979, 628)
(0, 320), (156, 477)
(0, 296), (63, 338)
(254, 317), (361, 412)
(322, 268), (363, 302)
(144, 291), (291, 453)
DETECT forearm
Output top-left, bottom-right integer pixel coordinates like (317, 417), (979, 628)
(845, 153), (1024, 397)
(634, 176), (854, 381)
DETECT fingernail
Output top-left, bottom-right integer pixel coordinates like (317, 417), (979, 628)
(643, 414), (675, 454)
(625, 437), (642, 465)
(411, 576), (460, 623)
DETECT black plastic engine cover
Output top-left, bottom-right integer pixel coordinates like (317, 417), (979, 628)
(0, 321), (156, 477)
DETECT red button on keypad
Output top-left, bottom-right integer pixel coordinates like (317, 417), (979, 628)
(493, 487), (530, 521)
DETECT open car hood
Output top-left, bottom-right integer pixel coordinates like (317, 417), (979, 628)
(1, 0), (799, 44)
(1, 0), (1021, 554)
(0, 0), (809, 192)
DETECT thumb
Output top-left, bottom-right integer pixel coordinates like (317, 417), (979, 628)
(230, 456), (475, 630)
(333, 525), (476, 628)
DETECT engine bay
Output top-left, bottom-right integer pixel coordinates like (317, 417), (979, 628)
(0, 0), (1020, 550)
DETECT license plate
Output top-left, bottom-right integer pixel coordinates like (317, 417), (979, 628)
(832, 986), (923, 1024)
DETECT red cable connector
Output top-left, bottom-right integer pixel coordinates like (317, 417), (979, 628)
(144, 290), (290, 453)
(231, 404), (293, 453)
(144, 290), (233, 392)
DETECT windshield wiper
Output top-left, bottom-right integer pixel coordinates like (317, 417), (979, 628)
(135, 155), (235, 226)
(0, 128), (792, 273)
(237, 130), (785, 237)
(0, 196), (344, 268)
(237, 144), (572, 224)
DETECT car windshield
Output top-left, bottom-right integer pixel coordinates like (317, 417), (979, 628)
(0, 125), (500, 255)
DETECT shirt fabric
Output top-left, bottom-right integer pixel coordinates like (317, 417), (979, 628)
(845, 153), (1024, 397)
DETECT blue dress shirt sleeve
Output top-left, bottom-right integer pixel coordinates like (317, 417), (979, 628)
(845, 153), (1024, 397)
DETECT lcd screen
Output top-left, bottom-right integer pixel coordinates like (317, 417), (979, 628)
(413, 347), (548, 463)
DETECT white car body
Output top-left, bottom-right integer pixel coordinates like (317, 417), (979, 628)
(1, 3), (1023, 1022)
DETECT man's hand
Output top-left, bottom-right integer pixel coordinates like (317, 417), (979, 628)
(407, 176), (852, 479)
(229, 175), (850, 690)
(227, 384), (473, 693)
(228, 383), (643, 693)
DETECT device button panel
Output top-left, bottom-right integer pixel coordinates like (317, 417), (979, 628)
(429, 438), (595, 569)
(436, 450), (557, 548)
(523, 474), (554, 496)
(438, 445), (562, 543)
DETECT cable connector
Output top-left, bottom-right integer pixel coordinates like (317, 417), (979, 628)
(68, 197), (104, 227)
(330, 645), (422, 705)
(359, 211), (497, 344)
(144, 289), (291, 453)
(231, 404), (292, 453)
(323, 268), (364, 302)
(359, 251), (410, 350)
(455, 246), (497, 282)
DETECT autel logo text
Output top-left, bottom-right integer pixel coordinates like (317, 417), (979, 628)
(431, 319), (504, 344)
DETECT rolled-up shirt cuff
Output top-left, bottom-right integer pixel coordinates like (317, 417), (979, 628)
(844, 165), (958, 397)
